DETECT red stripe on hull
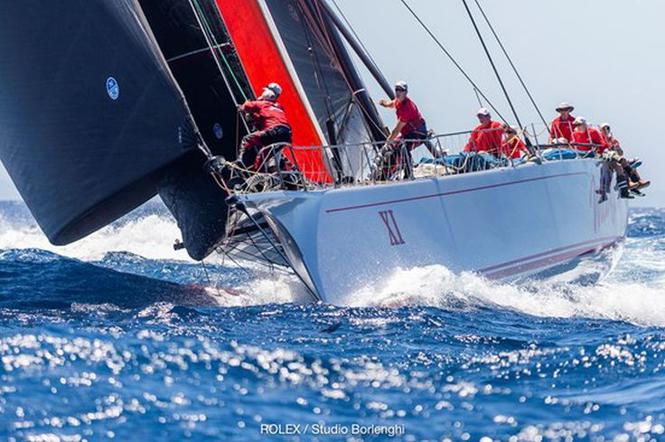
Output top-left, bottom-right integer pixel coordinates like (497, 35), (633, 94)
(482, 237), (622, 279)
(214, 0), (331, 182)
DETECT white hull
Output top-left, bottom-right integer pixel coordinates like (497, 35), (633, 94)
(238, 159), (628, 304)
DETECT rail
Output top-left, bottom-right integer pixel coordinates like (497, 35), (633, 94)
(220, 124), (606, 194)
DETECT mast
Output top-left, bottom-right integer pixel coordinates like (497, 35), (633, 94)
(317, 0), (395, 101)
(313, 0), (387, 142)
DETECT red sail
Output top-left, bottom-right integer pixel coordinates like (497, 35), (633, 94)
(215, 0), (332, 183)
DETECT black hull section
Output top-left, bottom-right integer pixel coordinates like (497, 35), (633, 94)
(158, 155), (229, 261)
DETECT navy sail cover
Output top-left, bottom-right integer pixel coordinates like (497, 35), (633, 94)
(0, 0), (196, 244)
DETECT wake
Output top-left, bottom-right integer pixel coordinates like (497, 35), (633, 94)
(2, 205), (664, 326)
(347, 263), (665, 327)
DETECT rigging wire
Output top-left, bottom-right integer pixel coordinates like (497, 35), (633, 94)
(398, 0), (508, 124)
(329, 0), (383, 77)
(192, 0), (249, 103)
(472, 0), (549, 130)
(473, 87), (484, 108)
(188, 0), (251, 133)
(460, 0), (523, 131)
(298, 1), (337, 126)
(311, 0), (388, 137)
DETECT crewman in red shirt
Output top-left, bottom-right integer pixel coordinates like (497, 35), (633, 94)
(377, 81), (438, 178)
(600, 123), (650, 191)
(549, 102), (576, 143)
(501, 125), (528, 159)
(238, 83), (292, 170)
(379, 81), (433, 151)
(571, 117), (608, 154)
(464, 108), (503, 156)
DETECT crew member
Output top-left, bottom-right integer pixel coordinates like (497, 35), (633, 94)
(238, 83), (292, 171)
(549, 102), (576, 143)
(571, 117), (607, 154)
(571, 117), (623, 200)
(377, 81), (438, 178)
(378, 81), (435, 152)
(501, 125), (528, 159)
(464, 108), (503, 156)
(600, 123), (650, 190)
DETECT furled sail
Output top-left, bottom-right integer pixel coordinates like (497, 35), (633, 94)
(0, 0), (196, 245)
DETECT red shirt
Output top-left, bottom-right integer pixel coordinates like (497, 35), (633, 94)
(394, 97), (425, 136)
(501, 136), (528, 159)
(464, 121), (504, 155)
(550, 115), (575, 142)
(572, 127), (608, 153)
(602, 133), (622, 152)
(241, 99), (290, 131)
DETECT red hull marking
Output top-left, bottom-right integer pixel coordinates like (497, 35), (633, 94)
(214, 0), (331, 183)
(482, 237), (623, 279)
(479, 236), (622, 273)
(325, 172), (588, 214)
(378, 210), (406, 246)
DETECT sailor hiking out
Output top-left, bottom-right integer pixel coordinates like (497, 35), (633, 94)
(569, 116), (630, 201)
(571, 117), (608, 154)
(599, 123), (651, 198)
(238, 83), (292, 171)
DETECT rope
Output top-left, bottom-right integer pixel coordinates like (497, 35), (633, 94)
(398, 0), (508, 123)
(472, 0), (549, 130)
(309, 0), (389, 137)
(199, 259), (224, 298)
(460, 0), (521, 129)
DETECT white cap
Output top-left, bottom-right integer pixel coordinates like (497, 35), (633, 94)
(260, 89), (277, 102)
(556, 102), (575, 112)
(573, 116), (587, 126)
(394, 80), (408, 92)
(600, 122), (611, 130)
(477, 107), (491, 117)
(264, 82), (282, 97)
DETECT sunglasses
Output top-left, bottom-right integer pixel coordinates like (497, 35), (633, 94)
(395, 88), (406, 92)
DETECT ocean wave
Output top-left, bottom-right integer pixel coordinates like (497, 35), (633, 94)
(0, 211), (188, 262)
(347, 263), (665, 327)
(1, 203), (665, 327)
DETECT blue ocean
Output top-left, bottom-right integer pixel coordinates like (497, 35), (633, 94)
(1, 200), (665, 441)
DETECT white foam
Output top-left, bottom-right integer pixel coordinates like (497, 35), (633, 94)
(348, 264), (665, 327)
(202, 262), (314, 307)
(0, 213), (189, 262)
(1, 209), (664, 325)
